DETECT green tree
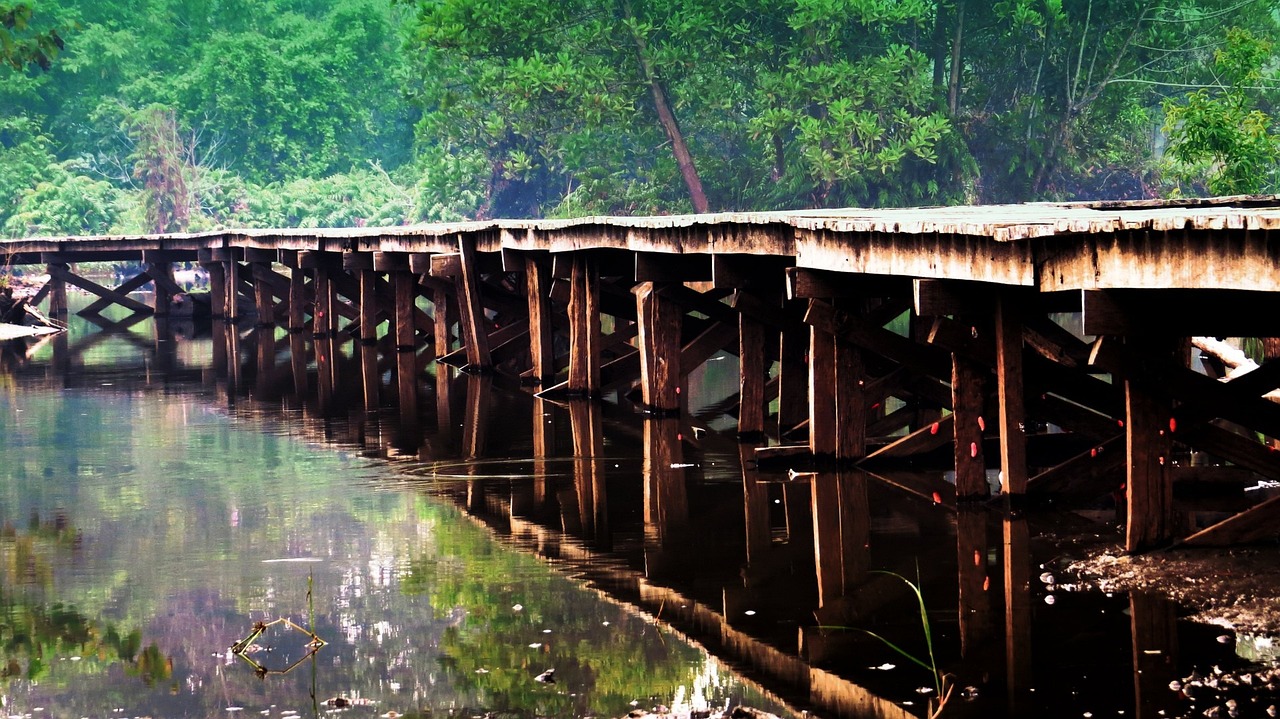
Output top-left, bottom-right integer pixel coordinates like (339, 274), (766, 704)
(1163, 27), (1280, 196)
(0, 2), (64, 70)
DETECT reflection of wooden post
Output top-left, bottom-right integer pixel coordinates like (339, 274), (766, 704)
(738, 316), (767, 436)
(838, 471), (870, 592)
(1131, 592), (1179, 719)
(740, 443), (772, 564)
(433, 363), (454, 453)
(957, 507), (993, 656)
(1003, 516), (1032, 713)
(462, 374), (492, 458)
(635, 282), (682, 411)
(211, 319), (229, 377)
(315, 335), (335, 413)
(644, 417), (689, 575)
(525, 255), (554, 385)
(254, 326), (276, 400)
(360, 341), (380, 411)
(570, 400), (607, 542)
(568, 255), (601, 396)
(811, 472), (842, 606)
(289, 331), (308, 398)
(532, 397), (557, 509)
(995, 295), (1027, 494)
(953, 354), (989, 499)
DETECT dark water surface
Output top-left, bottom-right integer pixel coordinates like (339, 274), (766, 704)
(1, 307), (1276, 719)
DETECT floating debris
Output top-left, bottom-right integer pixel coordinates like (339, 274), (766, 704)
(534, 668), (556, 684)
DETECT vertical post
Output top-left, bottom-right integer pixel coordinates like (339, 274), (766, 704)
(150, 260), (175, 317)
(956, 507), (992, 656)
(394, 271), (419, 423)
(288, 268), (307, 331)
(738, 315), (767, 437)
(1126, 363), (1174, 552)
(834, 338), (866, 461)
(635, 282), (682, 412)
(952, 354), (989, 499)
(203, 256), (226, 320)
(995, 294), (1027, 494)
(778, 323), (808, 435)
(463, 374), (492, 458)
(838, 470), (870, 592)
(1131, 593), (1179, 719)
(313, 267), (334, 338)
(224, 259), (240, 321)
(568, 255), (601, 396)
(811, 472), (842, 607)
(524, 254), (554, 385)
(432, 284), (456, 357)
(359, 269), (379, 344)
(252, 263), (273, 324)
(808, 309), (837, 458)
(456, 236), (492, 371)
(570, 399), (607, 542)
(46, 261), (68, 317)
(740, 443), (772, 565)
(643, 416), (689, 577)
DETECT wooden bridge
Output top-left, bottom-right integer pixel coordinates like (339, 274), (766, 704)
(6, 195), (1280, 552)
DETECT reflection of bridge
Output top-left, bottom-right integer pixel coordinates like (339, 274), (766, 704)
(5, 196), (1280, 554)
(2, 297), (1250, 719)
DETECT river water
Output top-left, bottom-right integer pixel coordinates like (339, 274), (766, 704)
(0, 304), (1276, 719)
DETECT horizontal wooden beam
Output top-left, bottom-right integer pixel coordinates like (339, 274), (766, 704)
(1083, 288), (1280, 336)
(787, 268), (909, 300)
(636, 252), (712, 282)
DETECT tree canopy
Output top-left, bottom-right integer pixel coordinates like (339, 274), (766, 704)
(0, 0), (1277, 236)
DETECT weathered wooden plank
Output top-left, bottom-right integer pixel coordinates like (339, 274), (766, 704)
(567, 255), (601, 396)
(1027, 435), (1125, 497)
(712, 254), (791, 290)
(81, 271), (152, 317)
(795, 228), (1033, 285)
(679, 320), (736, 379)
(288, 269), (308, 331)
(636, 252), (712, 282)
(524, 254), (555, 385)
(861, 415), (954, 462)
(778, 323), (808, 435)
(1180, 494), (1280, 547)
(738, 315), (767, 436)
(808, 312), (837, 458)
(787, 267), (909, 300)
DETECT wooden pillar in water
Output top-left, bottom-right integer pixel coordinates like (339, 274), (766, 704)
(149, 259), (176, 317)
(995, 294), (1027, 494)
(953, 353), (990, 499)
(1004, 515), (1033, 713)
(956, 507), (993, 656)
(738, 315), (767, 436)
(393, 270), (419, 423)
(287, 268), (307, 331)
(570, 399), (607, 543)
(811, 472), (842, 607)
(643, 416), (689, 577)
(808, 307), (836, 458)
(568, 254), (601, 396)
(358, 268), (379, 344)
(1131, 592), (1179, 719)
(432, 282), (456, 357)
(1126, 350), (1174, 552)
(740, 443), (772, 565)
(224, 258), (241, 321)
(456, 237), (491, 371)
(46, 261), (68, 317)
(524, 255), (554, 386)
(778, 321), (808, 435)
(834, 338), (867, 461)
(246, 249), (275, 325)
(635, 282), (681, 412)
(201, 251), (226, 320)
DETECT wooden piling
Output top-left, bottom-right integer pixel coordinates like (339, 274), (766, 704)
(778, 322), (808, 436)
(808, 317), (837, 458)
(635, 281), (682, 412)
(456, 237), (492, 371)
(524, 254), (555, 385)
(738, 315), (767, 436)
(834, 338), (866, 461)
(995, 295), (1028, 494)
(224, 260), (240, 321)
(359, 269), (379, 344)
(568, 255), (601, 396)
(1125, 374), (1173, 552)
(952, 354), (989, 499)
(46, 261), (68, 317)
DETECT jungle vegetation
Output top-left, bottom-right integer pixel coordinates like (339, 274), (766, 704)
(0, 0), (1277, 237)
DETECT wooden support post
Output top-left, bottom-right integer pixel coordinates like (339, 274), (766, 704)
(288, 269), (307, 331)
(204, 260), (226, 320)
(149, 261), (176, 317)
(1126, 359), (1174, 553)
(456, 237), (492, 371)
(809, 311), (837, 459)
(568, 255), (601, 396)
(251, 263), (275, 325)
(224, 261), (241, 321)
(1131, 593), (1179, 719)
(463, 375), (492, 458)
(635, 282), (682, 412)
(524, 254), (554, 385)
(952, 354), (989, 499)
(740, 443), (772, 564)
(643, 416), (689, 576)
(394, 271), (419, 419)
(360, 337), (380, 411)
(834, 338), (866, 462)
(359, 269), (380, 344)
(570, 399), (608, 543)
(837, 471), (870, 592)
(46, 262), (68, 317)
(739, 315), (768, 437)
(313, 267), (333, 337)
(995, 294), (1027, 495)
(778, 322), (808, 435)
(431, 282), (456, 357)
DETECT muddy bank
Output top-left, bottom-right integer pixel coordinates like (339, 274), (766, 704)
(1061, 542), (1280, 640)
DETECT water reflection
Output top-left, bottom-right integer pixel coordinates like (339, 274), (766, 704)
(2, 309), (1277, 719)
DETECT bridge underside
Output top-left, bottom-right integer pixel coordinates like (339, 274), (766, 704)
(8, 197), (1280, 552)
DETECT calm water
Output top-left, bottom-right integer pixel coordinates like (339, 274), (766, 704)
(1, 304), (1277, 719)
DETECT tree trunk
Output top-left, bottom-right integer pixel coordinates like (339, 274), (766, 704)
(620, 0), (710, 214)
(947, 0), (965, 116)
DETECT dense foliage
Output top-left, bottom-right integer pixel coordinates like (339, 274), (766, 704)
(0, 0), (1277, 235)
